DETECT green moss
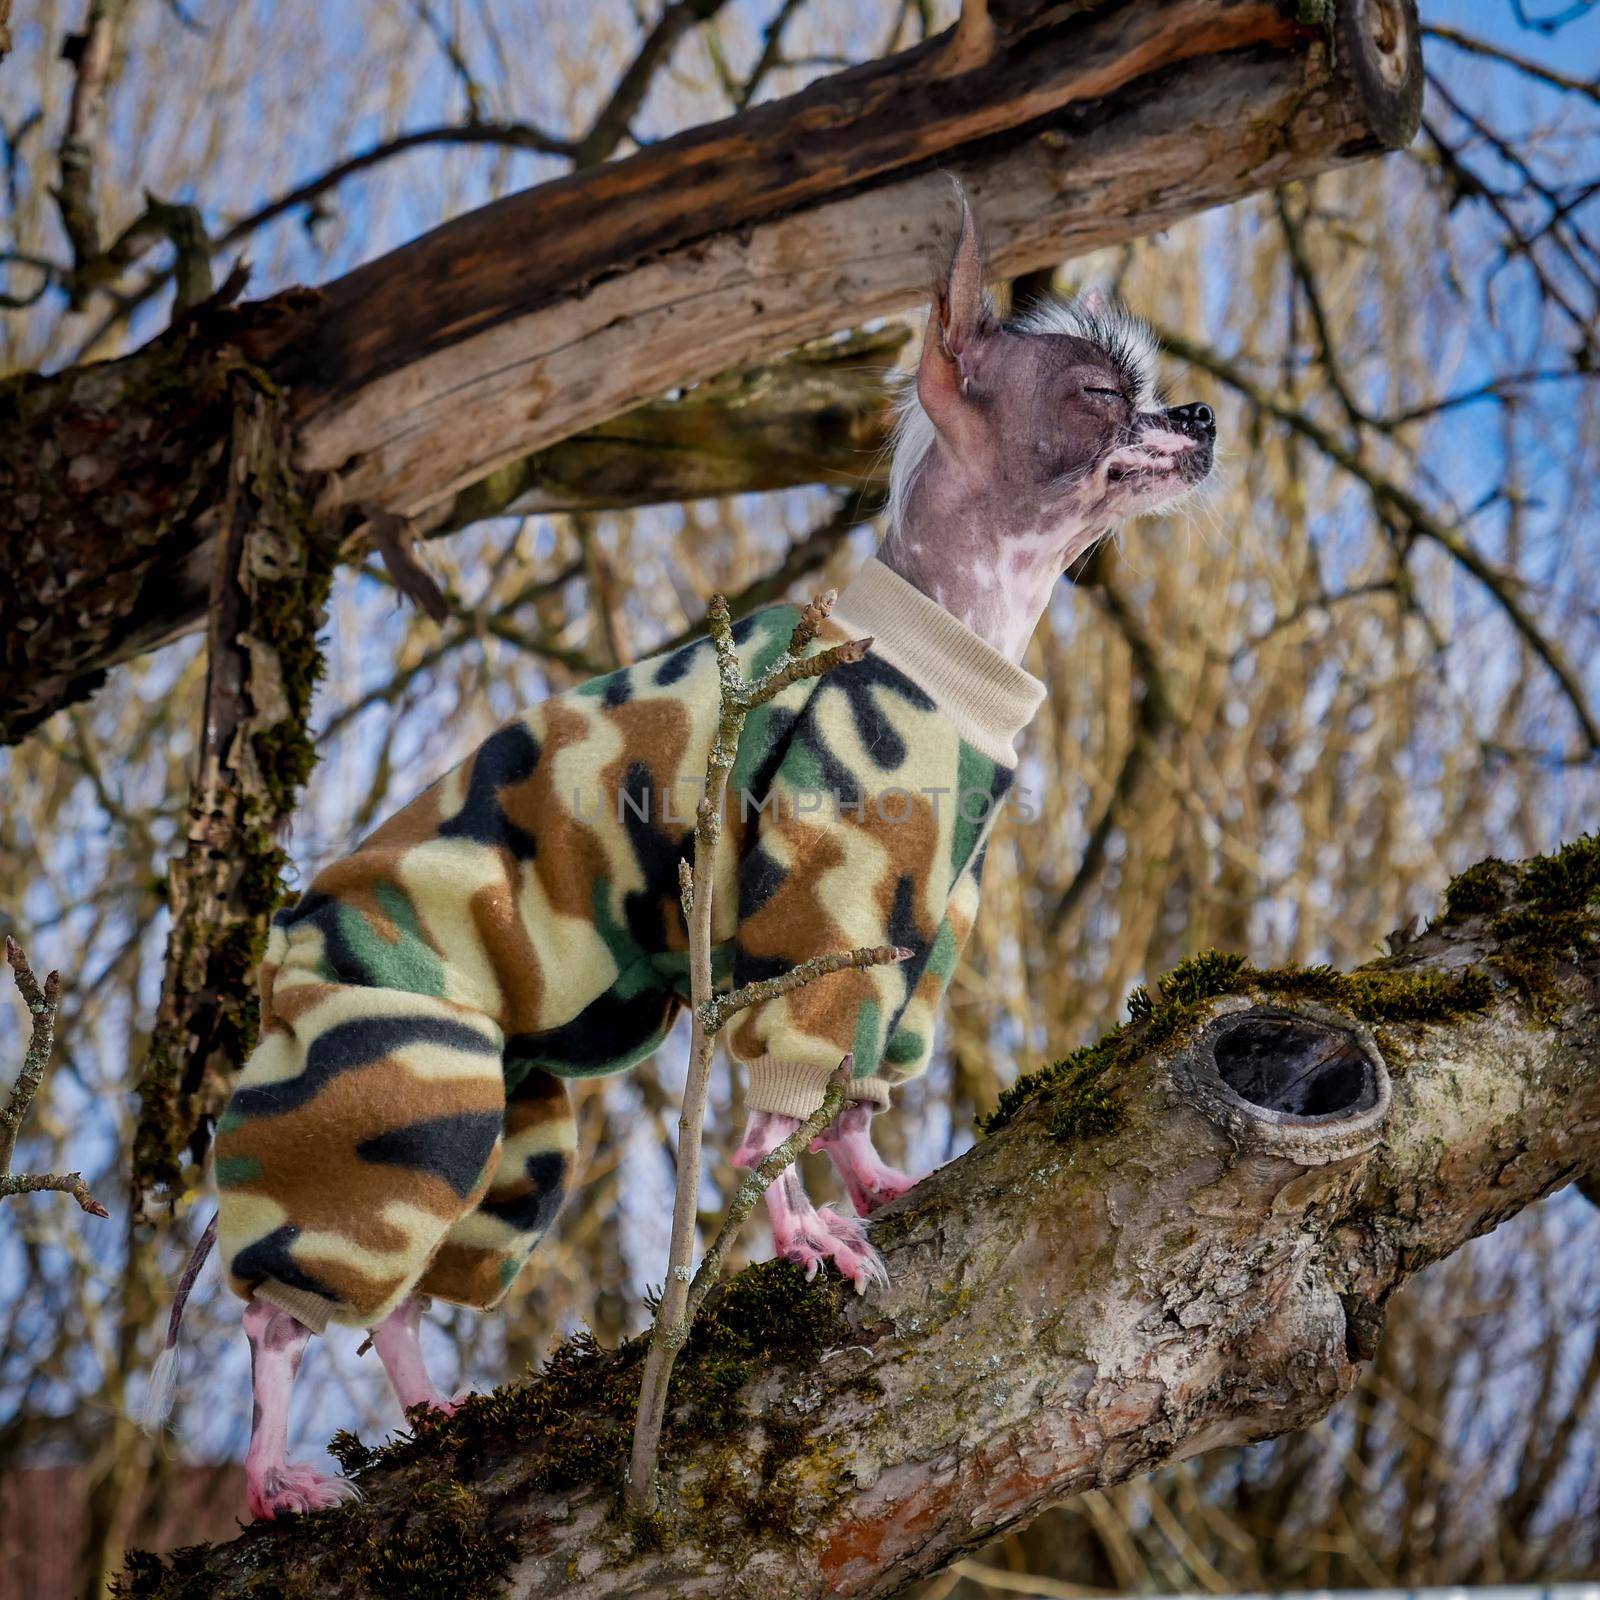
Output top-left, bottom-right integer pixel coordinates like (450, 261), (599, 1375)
(1485, 904), (1600, 1016)
(328, 1260), (847, 1505)
(1441, 835), (1600, 1014)
(1444, 834), (1600, 920)
(987, 836), (1600, 1139)
(1040, 1038), (1124, 1144)
(1443, 857), (1510, 917)
(983, 951), (1493, 1137)
(131, 383), (338, 1205)
(116, 1479), (515, 1600)
(346, 1480), (517, 1600)
(1519, 833), (1600, 913)
(113, 1542), (217, 1600)
(1145, 950), (1250, 1010)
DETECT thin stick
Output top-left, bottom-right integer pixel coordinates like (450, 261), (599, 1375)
(0, 936), (108, 1217)
(705, 944), (909, 1031)
(624, 590), (888, 1515)
(681, 1060), (854, 1332)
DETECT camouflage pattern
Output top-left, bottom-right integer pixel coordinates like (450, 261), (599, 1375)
(216, 598), (1013, 1327)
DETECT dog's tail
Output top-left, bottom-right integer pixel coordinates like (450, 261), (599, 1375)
(139, 1210), (218, 1435)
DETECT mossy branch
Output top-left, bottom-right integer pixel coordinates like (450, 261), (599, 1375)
(131, 381), (336, 1212)
(121, 837), (1600, 1600)
(0, 936), (108, 1218)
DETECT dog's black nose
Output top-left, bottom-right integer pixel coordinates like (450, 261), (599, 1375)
(1168, 402), (1215, 439)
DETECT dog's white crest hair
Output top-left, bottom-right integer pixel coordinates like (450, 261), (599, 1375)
(1012, 294), (1161, 410)
(139, 1343), (180, 1435)
(886, 292), (1164, 538)
(885, 370), (938, 543)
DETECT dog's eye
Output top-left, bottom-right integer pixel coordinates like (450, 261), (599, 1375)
(1085, 386), (1129, 404)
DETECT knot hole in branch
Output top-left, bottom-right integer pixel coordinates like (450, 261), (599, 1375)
(1174, 1001), (1392, 1165)
(1214, 1013), (1377, 1118)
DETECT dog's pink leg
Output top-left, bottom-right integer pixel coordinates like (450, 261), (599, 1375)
(370, 1296), (463, 1418)
(243, 1298), (359, 1520)
(812, 1102), (922, 1216)
(734, 1111), (887, 1295)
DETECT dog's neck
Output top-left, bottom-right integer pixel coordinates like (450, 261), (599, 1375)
(877, 501), (1092, 666)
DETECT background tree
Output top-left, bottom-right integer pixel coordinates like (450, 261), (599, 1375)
(0, 0), (1597, 1596)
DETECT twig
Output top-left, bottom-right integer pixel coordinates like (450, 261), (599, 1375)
(571, 0), (732, 167)
(0, 936), (109, 1217)
(1155, 325), (1600, 758)
(705, 943), (908, 1031)
(408, 0), (486, 121)
(1274, 188), (1370, 438)
(356, 504), (452, 622)
(1424, 23), (1600, 104)
(624, 587), (893, 1516)
(66, 0), (733, 354)
(54, 0), (125, 281)
(1046, 577), (1175, 941)
(680, 1059), (853, 1330)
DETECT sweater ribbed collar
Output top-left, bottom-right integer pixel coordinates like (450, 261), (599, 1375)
(831, 558), (1046, 768)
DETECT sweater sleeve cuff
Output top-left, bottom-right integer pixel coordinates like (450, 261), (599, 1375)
(743, 1056), (892, 1119)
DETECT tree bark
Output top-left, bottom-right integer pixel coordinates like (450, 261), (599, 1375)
(129, 381), (335, 1208)
(117, 841), (1600, 1599)
(412, 326), (910, 535)
(1, 0), (1422, 747)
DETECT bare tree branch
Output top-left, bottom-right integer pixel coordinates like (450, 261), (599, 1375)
(571, 0), (732, 168)
(1155, 325), (1600, 758)
(0, 937), (109, 1217)
(0, 0), (1426, 746)
(1047, 573), (1177, 941)
(1424, 21), (1600, 103)
(53, 0), (125, 285)
(118, 836), (1600, 1598)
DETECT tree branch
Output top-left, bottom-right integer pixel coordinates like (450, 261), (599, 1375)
(1424, 22), (1600, 103)
(130, 381), (337, 1210)
(571, 0), (732, 168)
(0, 937), (109, 1217)
(0, 0), (1425, 744)
(53, 0), (126, 284)
(1046, 573), (1177, 941)
(118, 835), (1600, 1597)
(1154, 324), (1600, 758)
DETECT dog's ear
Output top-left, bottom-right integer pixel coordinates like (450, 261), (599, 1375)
(918, 182), (996, 434)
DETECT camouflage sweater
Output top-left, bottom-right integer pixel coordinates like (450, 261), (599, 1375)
(262, 559), (1045, 1119)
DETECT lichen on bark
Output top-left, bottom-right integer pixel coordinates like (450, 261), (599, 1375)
(113, 836), (1600, 1600)
(130, 377), (336, 1210)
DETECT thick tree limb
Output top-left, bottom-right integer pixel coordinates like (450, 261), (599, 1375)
(0, 0), (1423, 746)
(413, 326), (910, 535)
(0, 289), (318, 747)
(130, 381), (337, 1209)
(119, 838), (1600, 1598)
(283, 0), (1422, 512)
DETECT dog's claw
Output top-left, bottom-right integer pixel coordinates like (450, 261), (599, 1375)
(249, 1463), (360, 1521)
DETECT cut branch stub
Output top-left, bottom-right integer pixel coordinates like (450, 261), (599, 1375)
(1337, 0), (1424, 148)
(1169, 998), (1392, 1166)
